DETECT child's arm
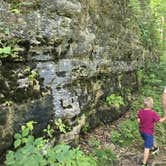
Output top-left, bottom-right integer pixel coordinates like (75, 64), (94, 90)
(159, 116), (166, 123)
(137, 118), (140, 123)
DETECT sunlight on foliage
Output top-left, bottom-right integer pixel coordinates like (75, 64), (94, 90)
(110, 55), (166, 147)
(106, 94), (124, 108)
(0, 46), (11, 58)
(5, 122), (97, 166)
(55, 118), (67, 134)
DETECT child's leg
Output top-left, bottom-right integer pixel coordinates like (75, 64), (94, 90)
(143, 148), (150, 164)
(153, 138), (157, 147)
(151, 133), (159, 154)
(140, 132), (153, 164)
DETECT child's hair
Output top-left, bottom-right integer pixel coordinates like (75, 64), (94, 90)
(144, 97), (153, 108)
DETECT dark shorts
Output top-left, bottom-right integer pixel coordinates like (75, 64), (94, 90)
(140, 131), (153, 149)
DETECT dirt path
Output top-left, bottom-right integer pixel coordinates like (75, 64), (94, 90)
(117, 146), (166, 166)
(79, 113), (166, 166)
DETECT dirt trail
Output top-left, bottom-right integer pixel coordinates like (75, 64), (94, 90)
(117, 146), (166, 166)
(79, 112), (166, 166)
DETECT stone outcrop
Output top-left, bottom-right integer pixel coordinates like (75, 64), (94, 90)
(0, 0), (158, 154)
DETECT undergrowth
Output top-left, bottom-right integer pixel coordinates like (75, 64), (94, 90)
(5, 121), (97, 166)
(110, 54), (166, 147)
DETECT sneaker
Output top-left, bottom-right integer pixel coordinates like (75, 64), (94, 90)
(151, 146), (159, 154)
(141, 163), (147, 166)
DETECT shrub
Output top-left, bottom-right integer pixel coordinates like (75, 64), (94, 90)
(95, 148), (116, 166)
(106, 94), (124, 108)
(110, 120), (140, 146)
(5, 122), (97, 166)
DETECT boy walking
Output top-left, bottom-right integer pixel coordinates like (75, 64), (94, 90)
(137, 97), (166, 166)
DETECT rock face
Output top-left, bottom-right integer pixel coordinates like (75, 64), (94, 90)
(0, 0), (158, 153)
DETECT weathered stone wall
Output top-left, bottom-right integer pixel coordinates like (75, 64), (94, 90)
(0, 0), (158, 154)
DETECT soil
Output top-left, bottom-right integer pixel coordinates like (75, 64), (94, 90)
(79, 112), (166, 166)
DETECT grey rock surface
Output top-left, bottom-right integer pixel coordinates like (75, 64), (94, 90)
(0, 0), (158, 154)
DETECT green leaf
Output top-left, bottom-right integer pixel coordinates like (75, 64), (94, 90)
(14, 133), (22, 140)
(47, 124), (50, 130)
(22, 2), (33, 6)
(21, 125), (26, 131)
(4, 151), (15, 165)
(26, 121), (34, 131)
(34, 138), (45, 149)
(0, 46), (11, 58)
(26, 136), (34, 145)
(22, 128), (29, 137)
(14, 139), (21, 148)
(11, 9), (20, 14)
(2, 46), (11, 54)
(22, 137), (28, 144)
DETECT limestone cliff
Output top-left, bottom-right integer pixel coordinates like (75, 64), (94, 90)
(0, 0), (158, 154)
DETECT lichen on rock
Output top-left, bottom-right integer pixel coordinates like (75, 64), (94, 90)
(0, 0), (159, 154)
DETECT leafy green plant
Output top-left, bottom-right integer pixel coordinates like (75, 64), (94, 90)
(13, 121), (35, 148)
(136, 68), (144, 87)
(55, 118), (66, 134)
(119, 120), (139, 141)
(106, 94), (124, 108)
(5, 121), (97, 166)
(0, 25), (10, 35)
(0, 25), (12, 59)
(129, 0), (164, 52)
(81, 123), (90, 134)
(28, 71), (38, 81)
(150, 0), (166, 50)
(88, 136), (101, 149)
(24, 66), (31, 73)
(46, 144), (96, 166)
(110, 130), (123, 145)
(9, 1), (21, 14)
(128, 58), (166, 146)
(129, 0), (141, 17)
(0, 26), (24, 61)
(94, 148), (116, 166)
(43, 124), (54, 138)
(3, 100), (13, 106)
(0, 46), (11, 58)
(110, 120), (139, 146)
(11, 8), (20, 14)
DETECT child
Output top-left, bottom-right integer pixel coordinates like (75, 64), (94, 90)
(137, 97), (166, 166)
